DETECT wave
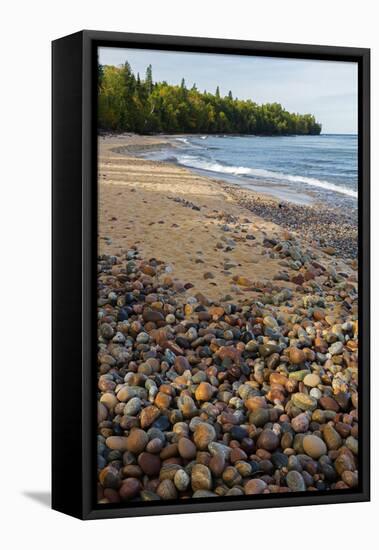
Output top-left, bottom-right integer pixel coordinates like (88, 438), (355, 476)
(176, 155), (357, 198)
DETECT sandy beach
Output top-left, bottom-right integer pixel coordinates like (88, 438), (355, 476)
(97, 134), (359, 503)
(98, 134), (357, 303)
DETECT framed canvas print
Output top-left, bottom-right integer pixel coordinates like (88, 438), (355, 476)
(52, 31), (370, 520)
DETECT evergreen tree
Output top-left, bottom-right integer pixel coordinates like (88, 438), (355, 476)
(97, 61), (322, 135)
(145, 64), (153, 95)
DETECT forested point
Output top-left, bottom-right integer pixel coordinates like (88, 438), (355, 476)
(98, 62), (322, 135)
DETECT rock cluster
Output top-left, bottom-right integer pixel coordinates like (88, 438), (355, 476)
(97, 247), (359, 504)
(221, 184), (358, 259)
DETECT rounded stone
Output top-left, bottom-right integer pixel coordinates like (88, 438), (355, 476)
(178, 395), (198, 418)
(174, 469), (190, 491)
(146, 437), (164, 454)
(156, 479), (178, 500)
(124, 397), (142, 416)
(291, 413), (309, 433)
(341, 470), (358, 488)
(126, 429), (148, 454)
(303, 434), (327, 459)
(178, 437), (197, 459)
(209, 453), (225, 477)
(323, 424), (342, 450)
(138, 452), (161, 476)
(288, 347), (306, 364)
(245, 479), (267, 495)
(292, 392), (317, 411)
(159, 464), (182, 481)
(194, 423), (217, 450)
(286, 470), (306, 492)
(154, 392), (172, 409)
(99, 466), (120, 489)
(249, 408), (270, 428)
(140, 405), (161, 428)
(98, 402), (108, 422)
(195, 382), (214, 402)
(100, 323), (114, 339)
(319, 396), (340, 412)
(346, 436), (358, 455)
(105, 436), (128, 452)
(230, 426), (248, 441)
(335, 450), (356, 475)
(257, 429), (279, 452)
(222, 466), (242, 487)
(303, 373), (321, 388)
(119, 478), (140, 500)
(191, 464), (212, 491)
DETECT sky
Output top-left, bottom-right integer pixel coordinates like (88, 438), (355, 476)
(99, 47), (358, 134)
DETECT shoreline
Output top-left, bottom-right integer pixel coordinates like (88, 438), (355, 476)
(100, 133), (358, 260)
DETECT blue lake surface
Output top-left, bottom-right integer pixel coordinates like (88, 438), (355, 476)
(142, 134), (358, 208)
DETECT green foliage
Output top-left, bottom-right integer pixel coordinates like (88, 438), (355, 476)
(98, 62), (322, 135)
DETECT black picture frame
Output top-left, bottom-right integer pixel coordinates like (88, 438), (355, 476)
(52, 30), (370, 520)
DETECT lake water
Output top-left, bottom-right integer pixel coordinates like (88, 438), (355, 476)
(141, 134), (358, 208)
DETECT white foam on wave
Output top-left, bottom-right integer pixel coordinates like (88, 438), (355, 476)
(176, 155), (357, 198)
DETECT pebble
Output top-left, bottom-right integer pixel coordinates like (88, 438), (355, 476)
(335, 450), (356, 475)
(99, 466), (120, 489)
(178, 437), (197, 460)
(319, 396), (340, 412)
(323, 424), (342, 450)
(329, 342), (344, 355)
(191, 464), (212, 491)
(194, 423), (216, 450)
(257, 429), (279, 452)
(124, 397), (142, 416)
(286, 470), (306, 492)
(292, 393), (317, 411)
(178, 395), (198, 418)
(140, 405), (161, 428)
(119, 478), (140, 500)
(156, 479), (178, 500)
(291, 413), (310, 433)
(209, 454), (226, 477)
(288, 347), (306, 364)
(245, 479), (267, 495)
(195, 382), (214, 402)
(341, 470), (358, 488)
(174, 469), (190, 491)
(126, 429), (148, 454)
(249, 408), (270, 427)
(303, 373), (321, 388)
(138, 452), (161, 476)
(303, 435), (327, 459)
(346, 436), (358, 455)
(105, 436), (128, 452)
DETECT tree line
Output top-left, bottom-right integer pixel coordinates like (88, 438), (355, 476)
(98, 61), (322, 135)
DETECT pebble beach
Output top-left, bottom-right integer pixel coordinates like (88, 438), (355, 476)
(97, 134), (359, 504)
